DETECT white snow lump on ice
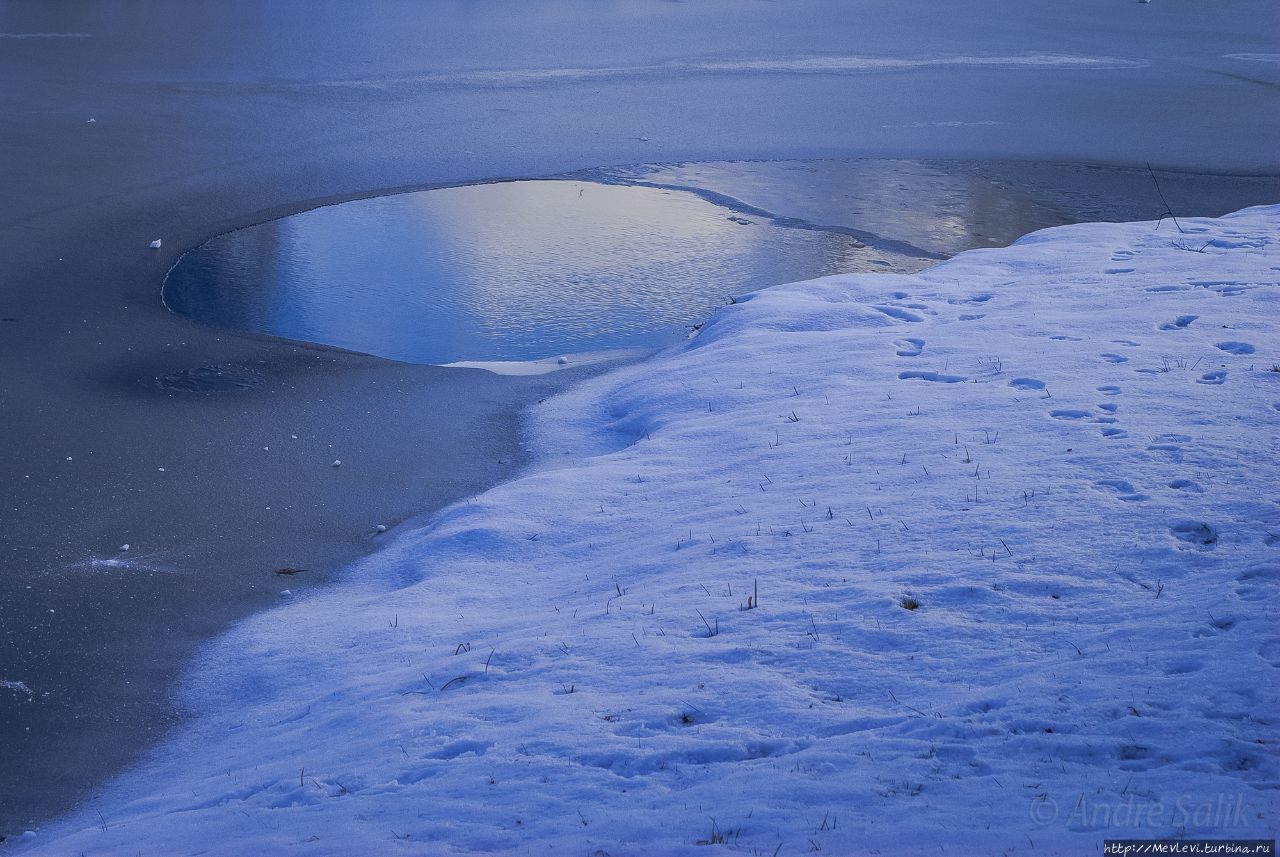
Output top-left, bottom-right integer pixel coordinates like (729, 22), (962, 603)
(22, 205), (1279, 856)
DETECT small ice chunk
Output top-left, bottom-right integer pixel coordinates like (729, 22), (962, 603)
(376, 524), (387, 533)
(148, 239), (162, 249)
(280, 589), (292, 597)
(119, 544), (129, 551)
(557, 356), (570, 365)
(332, 459), (342, 467)
(86, 117), (96, 123)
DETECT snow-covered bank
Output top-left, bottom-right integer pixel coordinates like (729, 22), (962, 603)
(22, 207), (1279, 855)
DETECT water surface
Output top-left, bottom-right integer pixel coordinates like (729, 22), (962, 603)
(165, 180), (903, 364)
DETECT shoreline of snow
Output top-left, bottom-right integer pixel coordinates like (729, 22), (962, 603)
(16, 205), (1279, 856)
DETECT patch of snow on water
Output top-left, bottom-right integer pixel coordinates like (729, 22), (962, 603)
(1225, 52), (1280, 63)
(0, 32), (90, 39)
(21, 206), (1280, 855)
(317, 53), (1145, 90)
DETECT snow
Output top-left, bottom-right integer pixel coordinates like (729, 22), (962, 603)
(443, 349), (646, 377)
(20, 206), (1279, 855)
(0, 680), (33, 697)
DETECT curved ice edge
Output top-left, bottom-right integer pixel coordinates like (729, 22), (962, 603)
(441, 347), (650, 376)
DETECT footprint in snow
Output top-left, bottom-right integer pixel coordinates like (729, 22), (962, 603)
(1168, 478), (1203, 493)
(1196, 282), (1248, 296)
(893, 338), (924, 357)
(1100, 353), (1128, 364)
(1049, 335), (1082, 341)
(1097, 403), (1118, 413)
(1258, 640), (1280, 668)
(947, 293), (993, 306)
(1096, 385), (1121, 395)
(1147, 434), (1188, 459)
(1095, 479), (1147, 501)
(1008, 378), (1045, 391)
(1170, 521), (1218, 549)
(1145, 284), (1188, 293)
(1236, 566), (1279, 604)
(1207, 236), (1267, 249)
(872, 305), (925, 322)
(1163, 659), (1204, 676)
(1157, 314), (1198, 331)
(1192, 615), (1236, 638)
(1048, 409), (1091, 420)
(1100, 427), (1128, 438)
(958, 313), (985, 321)
(899, 370), (966, 383)
(1155, 433), (1192, 443)
(1105, 267), (1135, 274)
(1215, 341), (1254, 355)
(1196, 369), (1227, 385)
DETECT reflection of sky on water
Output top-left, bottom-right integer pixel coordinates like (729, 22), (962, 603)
(166, 180), (883, 364)
(632, 160), (1066, 258)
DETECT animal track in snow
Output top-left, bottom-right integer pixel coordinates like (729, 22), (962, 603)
(1163, 658), (1204, 676)
(1008, 378), (1045, 391)
(1097, 403), (1118, 413)
(1100, 353), (1128, 364)
(1168, 479), (1203, 493)
(1100, 427), (1128, 438)
(1170, 521), (1218, 549)
(1048, 409), (1091, 420)
(898, 370), (966, 383)
(958, 313), (984, 321)
(872, 305), (924, 323)
(1157, 314), (1198, 331)
(1095, 479), (1147, 501)
(1049, 335), (1082, 341)
(1192, 280), (1249, 296)
(1096, 385), (1121, 395)
(1208, 236), (1267, 250)
(948, 293), (993, 305)
(1147, 434), (1189, 459)
(1196, 369), (1227, 385)
(1257, 639), (1280, 668)
(1215, 341), (1254, 355)
(893, 338), (924, 357)
(1104, 267), (1135, 274)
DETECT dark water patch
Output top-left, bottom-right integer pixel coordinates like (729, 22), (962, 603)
(164, 180), (892, 365)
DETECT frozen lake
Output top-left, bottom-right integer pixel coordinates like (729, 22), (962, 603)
(2, 0), (1276, 176)
(1, 0), (1277, 840)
